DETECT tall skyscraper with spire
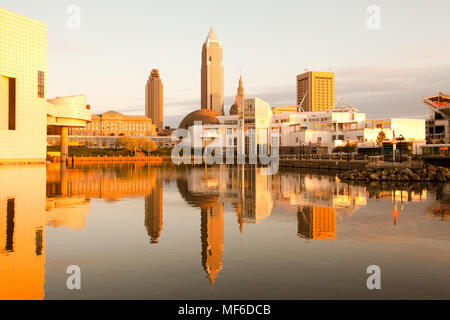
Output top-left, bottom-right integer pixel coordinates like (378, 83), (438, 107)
(201, 27), (224, 115)
(145, 69), (163, 133)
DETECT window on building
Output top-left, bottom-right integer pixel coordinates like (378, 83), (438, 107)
(38, 71), (45, 98)
(5, 199), (15, 252)
(35, 228), (43, 256)
(9, 78), (16, 130)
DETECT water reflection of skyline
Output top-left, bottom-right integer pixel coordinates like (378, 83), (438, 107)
(0, 163), (448, 299)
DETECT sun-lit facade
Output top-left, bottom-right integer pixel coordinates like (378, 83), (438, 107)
(297, 71), (335, 112)
(201, 27), (224, 115)
(180, 97), (425, 154)
(69, 111), (156, 137)
(0, 8), (90, 163)
(0, 8), (48, 162)
(145, 69), (163, 133)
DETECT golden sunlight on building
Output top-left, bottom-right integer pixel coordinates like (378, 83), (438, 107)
(46, 164), (158, 201)
(201, 27), (224, 115)
(201, 206), (224, 285)
(0, 165), (93, 299)
(69, 111), (156, 137)
(145, 69), (164, 133)
(145, 181), (164, 244)
(0, 166), (46, 300)
(297, 206), (337, 240)
(0, 8), (90, 164)
(297, 71), (335, 112)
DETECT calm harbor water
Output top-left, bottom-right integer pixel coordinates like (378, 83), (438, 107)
(0, 163), (449, 299)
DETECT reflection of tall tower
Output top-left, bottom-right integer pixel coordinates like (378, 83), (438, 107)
(297, 206), (336, 240)
(201, 27), (224, 115)
(144, 183), (163, 244)
(200, 205), (224, 285)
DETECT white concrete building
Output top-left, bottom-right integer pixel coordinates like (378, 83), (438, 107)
(178, 98), (426, 154)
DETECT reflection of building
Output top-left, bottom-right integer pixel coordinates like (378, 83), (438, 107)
(297, 206), (336, 240)
(201, 206), (224, 285)
(297, 71), (335, 112)
(201, 27), (224, 115)
(145, 181), (163, 244)
(0, 8), (90, 163)
(46, 164), (159, 200)
(0, 165), (90, 299)
(145, 69), (163, 133)
(69, 111), (156, 137)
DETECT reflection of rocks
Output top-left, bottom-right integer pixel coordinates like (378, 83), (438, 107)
(338, 165), (450, 182)
(339, 178), (446, 201)
(428, 205), (450, 221)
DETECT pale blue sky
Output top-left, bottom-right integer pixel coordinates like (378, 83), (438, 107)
(2, 0), (449, 126)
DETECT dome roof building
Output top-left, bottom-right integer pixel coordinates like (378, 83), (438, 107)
(178, 109), (220, 129)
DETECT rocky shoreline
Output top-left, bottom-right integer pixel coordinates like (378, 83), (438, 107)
(337, 164), (450, 182)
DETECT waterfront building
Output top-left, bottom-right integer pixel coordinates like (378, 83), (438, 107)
(424, 92), (450, 143)
(69, 111), (156, 137)
(201, 27), (224, 115)
(145, 69), (163, 133)
(296, 71), (335, 112)
(180, 97), (273, 153)
(178, 98), (425, 155)
(0, 8), (90, 163)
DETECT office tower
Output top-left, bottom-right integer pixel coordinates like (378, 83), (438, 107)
(201, 27), (224, 115)
(145, 69), (163, 133)
(297, 71), (335, 112)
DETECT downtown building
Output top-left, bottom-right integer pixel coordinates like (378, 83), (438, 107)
(145, 69), (163, 133)
(297, 71), (335, 112)
(69, 111), (156, 137)
(178, 99), (425, 155)
(201, 27), (224, 115)
(0, 8), (91, 163)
